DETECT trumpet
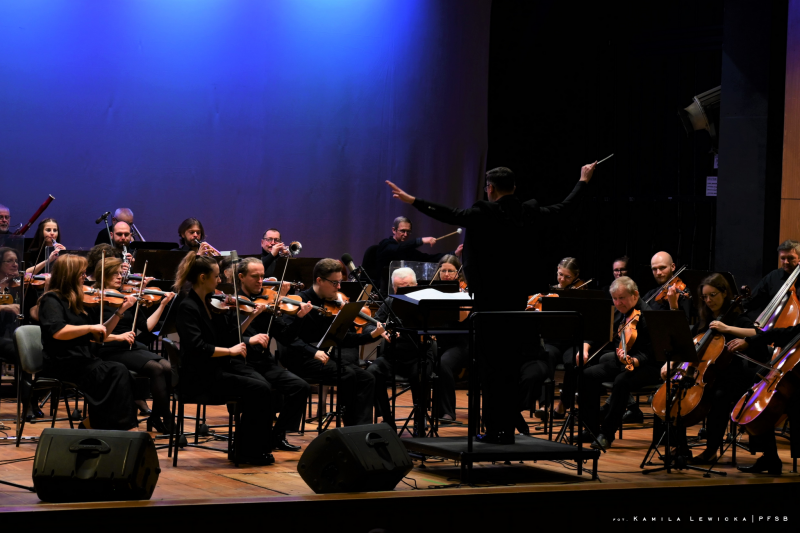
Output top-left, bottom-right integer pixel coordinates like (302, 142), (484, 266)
(278, 241), (302, 258)
(193, 239), (221, 257)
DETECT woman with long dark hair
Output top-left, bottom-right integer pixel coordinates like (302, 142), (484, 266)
(26, 218), (65, 275)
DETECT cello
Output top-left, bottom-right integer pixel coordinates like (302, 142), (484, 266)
(652, 295), (744, 426)
(752, 266), (800, 332)
(730, 331), (800, 435)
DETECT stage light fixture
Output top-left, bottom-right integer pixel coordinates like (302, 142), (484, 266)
(678, 86), (721, 153)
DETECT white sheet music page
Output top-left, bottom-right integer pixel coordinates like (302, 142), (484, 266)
(401, 288), (472, 301)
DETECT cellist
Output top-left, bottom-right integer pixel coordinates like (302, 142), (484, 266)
(659, 273), (765, 464)
(730, 325), (800, 474)
(743, 240), (800, 321)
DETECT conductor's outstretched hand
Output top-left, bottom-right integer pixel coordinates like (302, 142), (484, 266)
(580, 162), (598, 183)
(386, 181), (415, 205)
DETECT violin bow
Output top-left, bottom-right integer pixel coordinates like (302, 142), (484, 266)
(129, 260), (147, 350)
(428, 265), (442, 285)
(645, 265), (688, 304)
(98, 251), (105, 346)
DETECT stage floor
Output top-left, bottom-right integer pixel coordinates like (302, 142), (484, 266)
(1, 389), (798, 519)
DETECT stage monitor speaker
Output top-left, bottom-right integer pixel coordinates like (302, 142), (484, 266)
(32, 428), (160, 502)
(297, 423), (412, 494)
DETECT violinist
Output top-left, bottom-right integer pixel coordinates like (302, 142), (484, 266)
(260, 228), (288, 277)
(174, 217), (218, 257)
(25, 218), (65, 275)
(90, 257), (176, 433)
(368, 267), (437, 431)
(386, 162), (597, 444)
(599, 256), (630, 294)
(281, 258), (385, 427)
(731, 324), (800, 474)
(236, 257), (313, 451)
(659, 273), (764, 464)
(0, 204), (10, 234)
(433, 255), (469, 421)
(580, 276), (659, 450)
(37, 254), (137, 430)
(174, 252), (276, 465)
(744, 239), (800, 320)
(642, 252), (691, 320)
(94, 208), (137, 245)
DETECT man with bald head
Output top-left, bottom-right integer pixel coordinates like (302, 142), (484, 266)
(642, 251), (692, 320)
(95, 208), (139, 245)
(0, 204), (10, 235)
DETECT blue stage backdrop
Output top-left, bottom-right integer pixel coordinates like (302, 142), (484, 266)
(0, 0), (490, 263)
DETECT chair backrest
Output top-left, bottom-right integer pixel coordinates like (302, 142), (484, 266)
(14, 325), (44, 375)
(161, 338), (181, 388)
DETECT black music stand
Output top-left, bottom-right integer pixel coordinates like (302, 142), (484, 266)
(639, 311), (707, 475)
(541, 298), (615, 446)
(129, 241), (178, 252)
(131, 250), (186, 280)
(316, 301), (366, 431)
(552, 288), (611, 300)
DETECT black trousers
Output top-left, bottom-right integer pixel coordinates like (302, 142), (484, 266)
(519, 358), (550, 412)
(368, 355), (432, 430)
(436, 337), (469, 419)
(45, 357), (138, 430)
(284, 356), (375, 426)
(703, 361), (759, 449)
(251, 357), (310, 439)
(582, 352), (661, 437)
(203, 362), (273, 457)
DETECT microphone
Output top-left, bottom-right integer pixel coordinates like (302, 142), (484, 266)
(341, 253), (359, 273)
(95, 212), (111, 224)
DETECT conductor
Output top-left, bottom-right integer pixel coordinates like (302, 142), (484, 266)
(385, 161), (597, 443)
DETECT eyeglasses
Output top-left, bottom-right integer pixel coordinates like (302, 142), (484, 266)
(262, 237), (281, 243)
(2, 259), (18, 264)
(321, 277), (342, 287)
(613, 269), (628, 273)
(0, 215), (10, 220)
(395, 229), (411, 234)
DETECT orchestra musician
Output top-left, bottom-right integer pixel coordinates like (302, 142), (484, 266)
(236, 257), (313, 451)
(0, 204), (10, 234)
(744, 240), (800, 320)
(376, 216), (459, 292)
(260, 228), (288, 278)
(26, 218), (65, 275)
(599, 256), (630, 294)
(281, 258), (385, 426)
(95, 208), (139, 245)
(174, 217), (218, 256)
(368, 267), (437, 431)
(732, 325), (800, 474)
(433, 254), (470, 422)
(642, 252), (691, 320)
(90, 257), (176, 433)
(659, 273), (765, 464)
(86, 243), (130, 282)
(174, 252), (276, 465)
(38, 254), (138, 430)
(579, 276), (659, 450)
(386, 161), (596, 443)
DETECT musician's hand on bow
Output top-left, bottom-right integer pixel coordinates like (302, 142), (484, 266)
(229, 343), (247, 357)
(727, 338), (749, 352)
(576, 346), (590, 365)
(386, 181), (415, 204)
(579, 162), (597, 183)
(314, 350), (330, 364)
(297, 301), (313, 318)
(249, 333), (270, 348)
(709, 321), (731, 334)
(112, 331), (136, 345)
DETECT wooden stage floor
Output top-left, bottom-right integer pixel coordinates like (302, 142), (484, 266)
(1, 388), (799, 527)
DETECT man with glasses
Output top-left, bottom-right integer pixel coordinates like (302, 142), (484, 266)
(281, 258), (385, 426)
(0, 205), (11, 235)
(260, 228), (288, 277)
(376, 216), (459, 292)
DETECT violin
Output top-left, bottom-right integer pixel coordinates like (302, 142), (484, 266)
(251, 291), (331, 316)
(618, 309), (641, 371)
(21, 272), (50, 287)
(262, 277), (304, 291)
(83, 288), (126, 307)
(207, 291), (276, 315)
(646, 265), (690, 304)
(526, 293), (558, 311)
(323, 292), (380, 332)
(652, 295), (744, 425)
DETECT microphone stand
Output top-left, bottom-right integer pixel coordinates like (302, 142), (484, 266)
(132, 223), (146, 242)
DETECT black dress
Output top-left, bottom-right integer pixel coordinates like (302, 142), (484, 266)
(176, 289), (272, 457)
(90, 304), (161, 370)
(38, 292), (137, 430)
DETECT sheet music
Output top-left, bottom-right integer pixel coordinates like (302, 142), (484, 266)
(401, 288), (472, 301)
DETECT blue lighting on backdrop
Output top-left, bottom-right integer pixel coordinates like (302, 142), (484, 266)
(0, 0), (490, 259)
